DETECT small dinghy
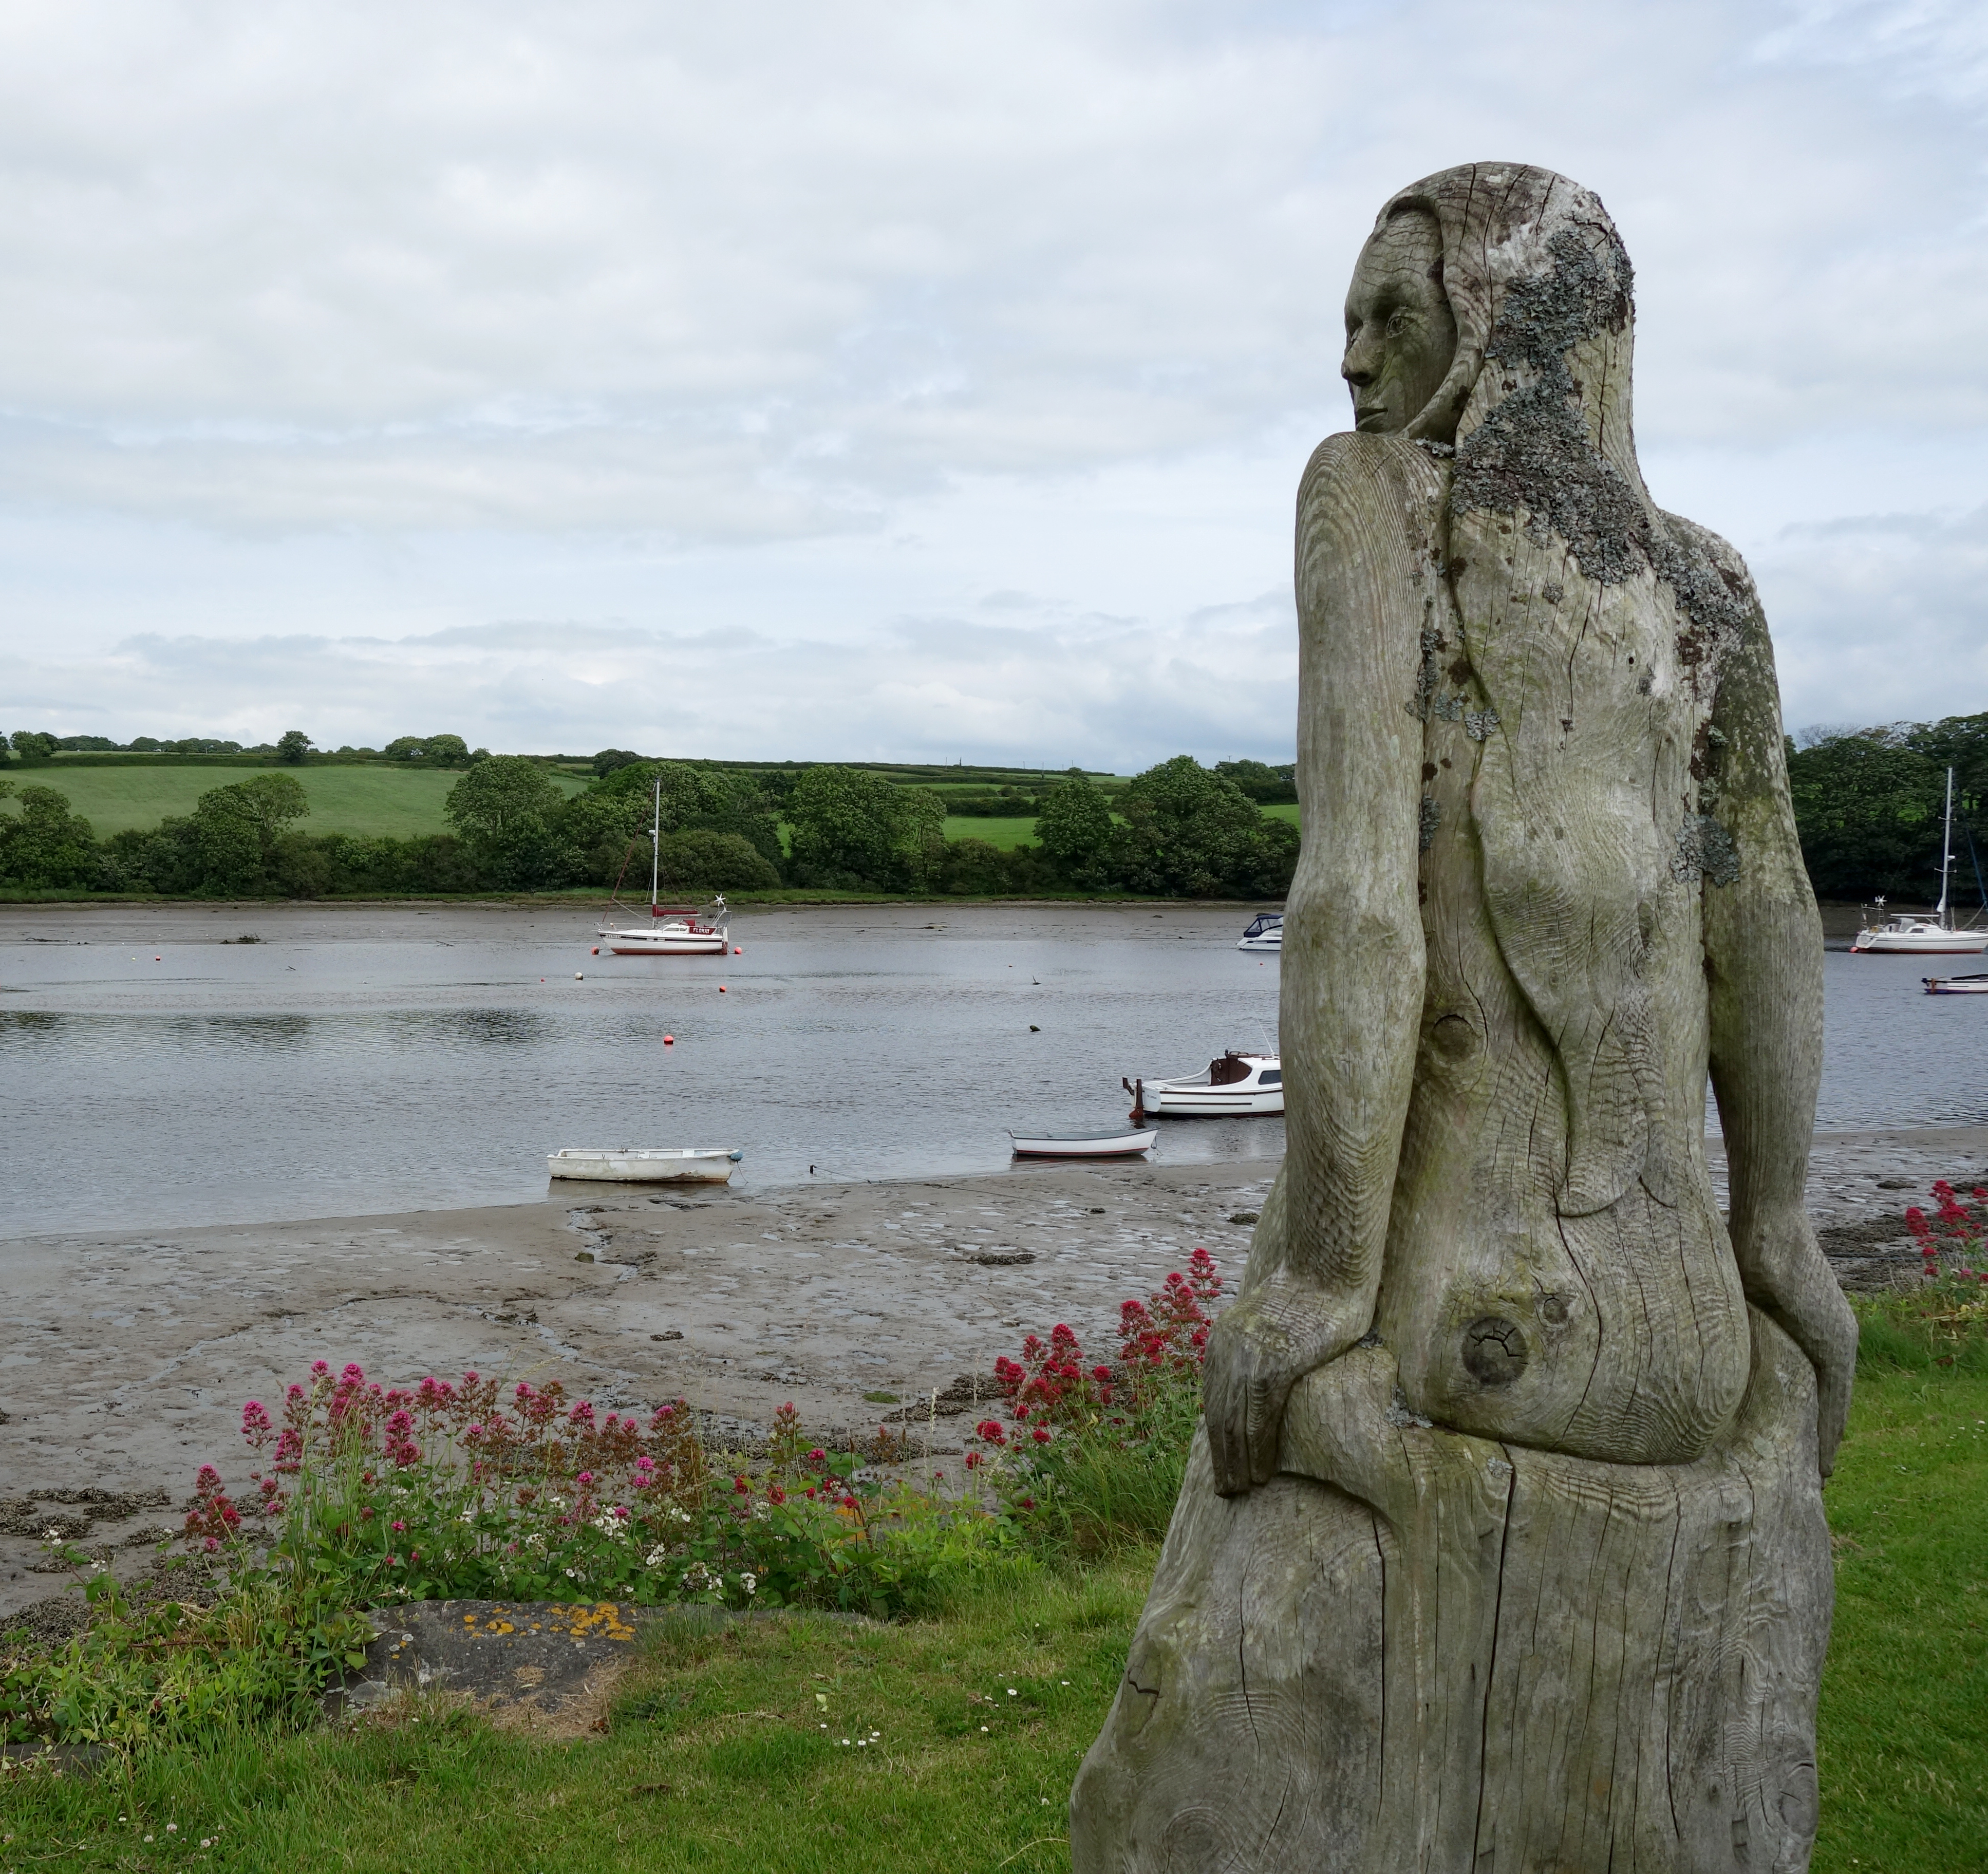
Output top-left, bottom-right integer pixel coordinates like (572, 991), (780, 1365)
(1923, 974), (1988, 996)
(1008, 1127), (1158, 1158)
(548, 1147), (743, 1183)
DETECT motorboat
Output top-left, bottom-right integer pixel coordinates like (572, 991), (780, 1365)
(596, 773), (734, 955)
(1123, 1051), (1283, 1118)
(1237, 911), (1284, 952)
(1851, 767), (1987, 954)
(547, 1147), (743, 1184)
(1008, 1127), (1158, 1158)
(1923, 975), (1988, 996)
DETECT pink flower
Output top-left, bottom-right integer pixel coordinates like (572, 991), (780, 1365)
(391, 1520), (406, 1533)
(734, 1476), (750, 1495)
(310, 1360), (330, 1377)
(768, 1486), (786, 1506)
(576, 1471), (595, 1487)
(808, 1448), (826, 1464)
(613, 1504), (630, 1520)
(341, 1363), (365, 1384)
(1031, 1426), (1052, 1445)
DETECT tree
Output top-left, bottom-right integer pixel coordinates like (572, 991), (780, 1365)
(192, 774), (311, 893)
(10, 731), (56, 763)
(1787, 732), (1942, 901)
(423, 735), (471, 767)
(898, 786), (948, 892)
(276, 729), (313, 764)
(1035, 770), (1116, 883)
(0, 784), (102, 888)
(654, 830), (781, 891)
(592, 748), (645, 778)
(1214, 758), (1299, 804)
(444, 756), (568, 887)
(1110, 756), (1272, 897)
(787, 766), (903, 884)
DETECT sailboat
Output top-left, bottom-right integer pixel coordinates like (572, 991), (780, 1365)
(1851, 767), (1988, 955)
(595, 776), (732, 957)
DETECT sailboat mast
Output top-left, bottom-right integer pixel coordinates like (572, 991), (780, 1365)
(1938, 765), (1955, 928)
(651, 776), (661, 914)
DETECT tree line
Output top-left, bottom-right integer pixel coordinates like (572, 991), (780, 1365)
(1786, 712), (1988, 904)
(0, 754), (1299, 901)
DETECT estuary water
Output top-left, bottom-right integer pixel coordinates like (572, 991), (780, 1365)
(0, 902), (1975, 1238)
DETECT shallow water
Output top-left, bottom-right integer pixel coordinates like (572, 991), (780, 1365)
(0, 904), (1975, 1236)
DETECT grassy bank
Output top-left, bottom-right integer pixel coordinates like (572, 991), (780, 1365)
(3, 766), (587, 838)
(7, 1308), (1973, 1871)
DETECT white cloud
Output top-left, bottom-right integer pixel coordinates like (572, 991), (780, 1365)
(0, 0), (1982, 758)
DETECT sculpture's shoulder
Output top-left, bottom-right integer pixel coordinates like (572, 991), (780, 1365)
(1657, 507), (1769, 648)
(1299, 430), (1450, 524)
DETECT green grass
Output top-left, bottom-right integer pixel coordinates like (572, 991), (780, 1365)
(941, 815), (1038, 851)
(7, 1360), (1972, 1870)
(0, 1562), (1147, 1872)
(1260, 802), (1300, 827)
(1814, 1364), (1988, 1870)
(1, 766), (585, 838)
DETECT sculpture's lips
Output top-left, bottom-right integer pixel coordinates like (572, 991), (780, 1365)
(1353, 405), (1391, 430)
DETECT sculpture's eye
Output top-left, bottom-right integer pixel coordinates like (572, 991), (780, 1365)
(1385, 308), (1411, 339)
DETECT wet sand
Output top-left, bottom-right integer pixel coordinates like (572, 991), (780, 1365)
(4, 1125), (1984, 1619)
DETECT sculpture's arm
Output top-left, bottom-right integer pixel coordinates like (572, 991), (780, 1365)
(1205, 434), (1431, 1496)
(1695, 528), (1856, 1477)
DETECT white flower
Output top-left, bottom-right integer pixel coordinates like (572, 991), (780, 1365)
(739, 1571), (757, 1596)
(43, 1527), (60, 1542)
(645, 1546), (671, 1568)
(458, 1512), (476, 1525)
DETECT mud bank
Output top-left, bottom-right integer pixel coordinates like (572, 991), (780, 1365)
(4, 1126), (1983, 1619)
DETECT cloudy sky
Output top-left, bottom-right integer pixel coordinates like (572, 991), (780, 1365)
(0, 0), (1982, 769)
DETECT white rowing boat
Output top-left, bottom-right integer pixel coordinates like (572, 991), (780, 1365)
(1923, 975), (1988, 996)
(1008, 1127), (1158, 1158)
(547, 1147), (742, 1183)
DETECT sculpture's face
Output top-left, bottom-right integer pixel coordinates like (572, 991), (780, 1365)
(1342, 209), (1457, 439)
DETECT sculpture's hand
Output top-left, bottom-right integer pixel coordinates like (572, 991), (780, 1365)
(1733, 1204), (1856, 1479)
(1204, 1277), (1368, 1496)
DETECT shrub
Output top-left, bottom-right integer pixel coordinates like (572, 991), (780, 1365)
(973, 1249), (1222, 1555)
(1855, 1181), (1988, 1376)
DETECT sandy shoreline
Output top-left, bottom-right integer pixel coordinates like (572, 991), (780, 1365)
(5, 1125), (1985, 1619)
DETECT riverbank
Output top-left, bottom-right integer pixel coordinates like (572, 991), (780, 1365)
(6, 1126), (1986, 1620)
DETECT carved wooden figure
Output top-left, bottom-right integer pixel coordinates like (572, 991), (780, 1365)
(1071, 164), (1855, 1873)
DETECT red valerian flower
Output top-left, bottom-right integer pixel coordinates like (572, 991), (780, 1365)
(1031, 1426), (1052, 1444)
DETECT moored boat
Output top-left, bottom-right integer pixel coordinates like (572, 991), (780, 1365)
(596, 773), (734, 955)
(1124, 1051), (1283, 1117)
(548, 1147), (742, 1183)
(1008, 1127), (1158, 1158)
(1237, 911), (1284, 952)
(1852, 767), (1988, 954)
(1923, 975), (1988, 996)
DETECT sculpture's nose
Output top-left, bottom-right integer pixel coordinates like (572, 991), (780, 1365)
(1342, 325), (1379, 387)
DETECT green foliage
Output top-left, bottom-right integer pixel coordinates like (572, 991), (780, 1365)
(443, 757), (568, 888)
(786, 766), (912, 887)
(1034, 770), (1115, 884)
(592, 746), (646, 778)
(9, 729), (57, 762)
(0, 784), (101, 888)
(657, 829), (781, 892)
(275, 730), (313, 764)
(190, 774), (312, 895)
(1111, 755), (1300, 898)
(1790, 712), (1988, 901)
(1213, 757), (1298, 804)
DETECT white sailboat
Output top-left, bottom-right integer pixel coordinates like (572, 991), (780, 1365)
(596, 776), (733, 957)
(1851, 767), (1988, 955)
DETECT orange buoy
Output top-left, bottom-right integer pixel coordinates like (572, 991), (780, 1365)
(591, 946), (599, 955)
(733, 946), (742, 954)
(718, 985), (726, 993)
(663, 1034), (674, 1045)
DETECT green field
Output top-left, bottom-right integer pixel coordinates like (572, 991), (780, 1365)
(2, 765), (586, 838)
(941, 815), (1039, 850)
(1261, 801), (1299, 827)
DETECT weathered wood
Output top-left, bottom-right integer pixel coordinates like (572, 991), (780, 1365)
(1073, 162), (1850, 1873)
